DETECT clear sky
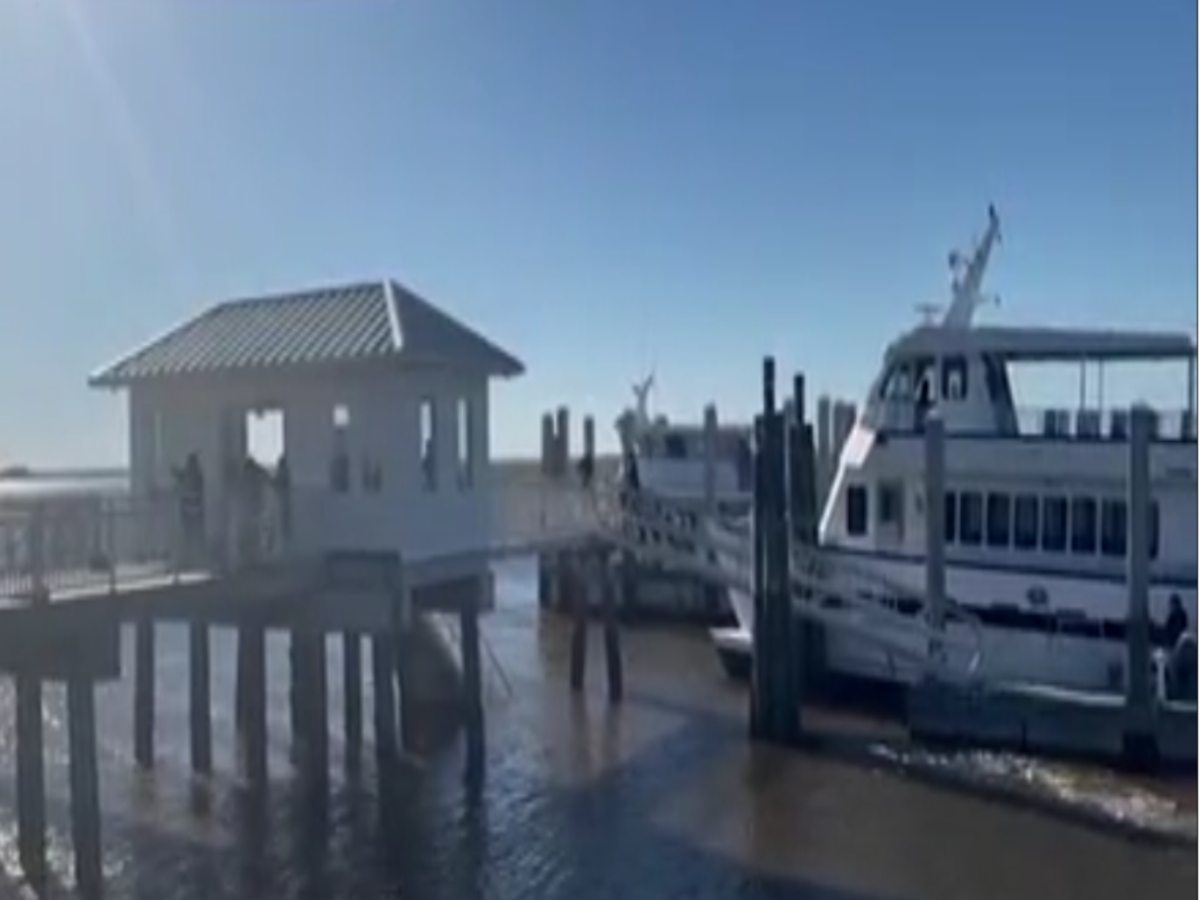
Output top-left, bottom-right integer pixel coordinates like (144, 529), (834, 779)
(0, 1), (1195, 467)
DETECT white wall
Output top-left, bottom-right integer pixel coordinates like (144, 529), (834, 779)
(127, 363), (495, 561)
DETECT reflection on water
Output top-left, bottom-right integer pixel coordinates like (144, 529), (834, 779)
(0, 557), (1193, 899)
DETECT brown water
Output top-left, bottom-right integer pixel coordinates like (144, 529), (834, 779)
(0, 557), (1193, 899)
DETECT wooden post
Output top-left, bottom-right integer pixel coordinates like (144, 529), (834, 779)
(539, 412), (557, 609)
(816, 395), (832, 510)
(1124, 405), (1155, 765)
(703, 404), (718, 514)
(189, 622), (212, 775)
(67, 676), (102, 898)
(583, 415), (595, 483)
(371, 634), (398, 761)
(16, 674), (45, 888)
(603, 555), (624, 702)
(309, 633), (329, 790)
(765, 402), (797, 743)
(460, 586), (485, 776)
(238, 624), (268, 787)
(555, 406), (570, 477)
(569, 552), (588, 691)
(750, 412), (768, 740)
(134, 618), (155, 769)
(343, 632), (363, 770)
(923, 413), (947, 651)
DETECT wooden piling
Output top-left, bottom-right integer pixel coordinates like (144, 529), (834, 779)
(460, 586), (485, 775)
(555, 406), (570, 475)
(343, 632), (363, 769)
(816, 395), (832, 510)
(134, 618), (155, 769)
(189, 622), (212, 775)
(569, 553), (588, 691)
(539, 412), (557, 609)
(371, 634), (398, 761)
(750, 412), (768, 740)
(1124, 405), (1155, 764)
(15, 674), (45, 888)
(309, 633), (329, 789)
(602, 555), (624, 702)
(67, 676), (102, 898)
(238, 624), (268, 787)
(923, 414), (947, 647)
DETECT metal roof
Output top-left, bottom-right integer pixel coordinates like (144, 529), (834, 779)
(90, 279), (524, 386)
(886, 325), (1196, 363)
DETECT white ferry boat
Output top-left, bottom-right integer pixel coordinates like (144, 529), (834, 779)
(715, 207), (1197, 693)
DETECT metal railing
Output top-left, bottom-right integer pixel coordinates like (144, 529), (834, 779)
(1012, 406), (1195, 442)
(0, 495), (181, 601)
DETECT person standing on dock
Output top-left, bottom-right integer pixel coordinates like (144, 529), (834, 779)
(274, 453), (292, 546)
(174, 453), (205, 567)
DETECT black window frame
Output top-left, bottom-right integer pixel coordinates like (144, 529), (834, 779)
(1042, 495), (1067, 552)
(1100, 498), (1127, 558)
(941, 355), (969, 402)
(1013, 494), (1038, 550)
(1070, 496), (1097, 554)
(959, 491), (983, 546)
(846, 485), (869, 536)
(944, 490), (957, 543)
(878, 481), (902, 526)
(986, 492), (1011, 548)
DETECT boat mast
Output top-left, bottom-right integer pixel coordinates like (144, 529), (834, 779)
(942, 205), (1001, 329)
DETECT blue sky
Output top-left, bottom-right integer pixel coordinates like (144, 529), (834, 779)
(0, 1), (1195, 467)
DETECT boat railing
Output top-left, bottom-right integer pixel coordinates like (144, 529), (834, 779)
(1012, 406), (1195, 442)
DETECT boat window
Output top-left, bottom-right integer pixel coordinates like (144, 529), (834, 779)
(1042, 496), (1067, 552)
(846, 485), (868, 536)
(1150, 501), (1160, 559)
(959, 492), (982, 546)
(1014, 494), (1038, 549)
(941, 356), (968, 402)
(420, 397), (437, 491)
(878, 481), (903, 528)
(1070, 497), (1097, 554)
(664, 433), (688, 460)
(944, 491), (957, 543)
(330, 403), (351, 493)
(986, 493), (1011, 547)
(456, 396), (473, 489)
(1101, 499), (1126, 557)
(914, 358), (936, 407)
(880, 364), (913, 401)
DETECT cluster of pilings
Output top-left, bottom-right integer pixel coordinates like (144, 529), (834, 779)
(6, 558), (488, 897)
(749, 358), (819, 745)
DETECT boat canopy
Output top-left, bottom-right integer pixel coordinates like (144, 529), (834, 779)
(886, 325), (1195, 364)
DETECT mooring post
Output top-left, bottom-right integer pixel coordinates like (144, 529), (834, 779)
(371, 634), (398, 761)
(134, 617), (155, 769)
(603, 553), (624, 702)
(189, 621), (212, 775)
(703, 404), (718, 514)
(343, 631), (363, 770)
(555, 406), (570, 476)
(750, 411), (768, 739)
(816, 395), (832, 510)
(460, 583), (486, 776)
(67, 676), (102, 898)
(1124, 405), (1155, 764)
(923, 413), (947, 657)
(583, 415), (595, 484)
(16, 674), (45, 888)
(765, 395), (797, 743)
(309, 633), (329, 792)
(238, 624), (268, 788)
(569, 552), (588, 691)
(539, 411), (557, 609)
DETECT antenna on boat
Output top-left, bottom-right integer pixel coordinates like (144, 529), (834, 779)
(916, 303), (942, 325)
(632, 369), (655, 430)
(942, 204), (1001, 329)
